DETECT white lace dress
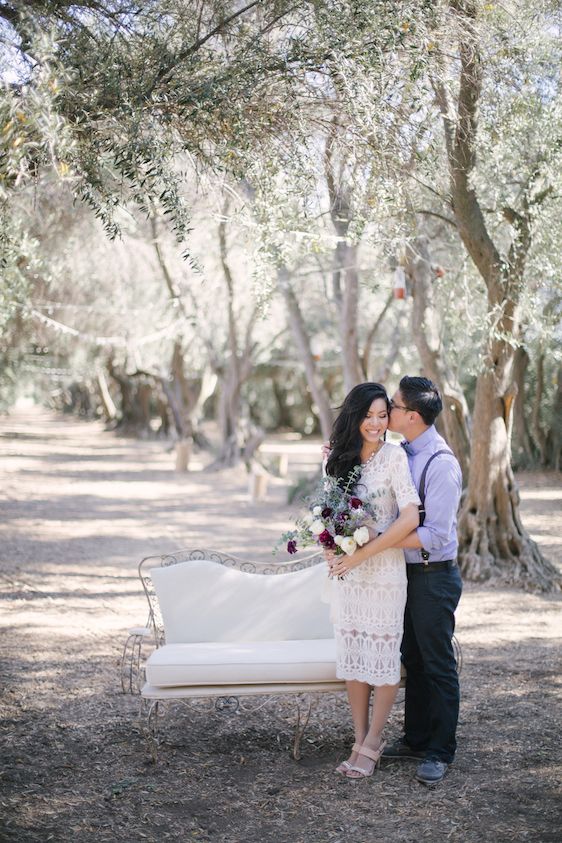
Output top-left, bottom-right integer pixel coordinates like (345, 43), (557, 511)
(333, 442), (420, 686)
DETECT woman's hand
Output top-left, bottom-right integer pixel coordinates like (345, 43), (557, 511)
(327, 548), (363, 578)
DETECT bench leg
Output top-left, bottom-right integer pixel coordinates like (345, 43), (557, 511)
(120, 631), (148, 695)
(143, 700), (160, 764)
(120, 635), (135, 693)
(292, 696), (313, 761)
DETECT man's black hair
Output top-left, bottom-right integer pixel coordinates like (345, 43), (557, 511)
(399, 376), (443, 426)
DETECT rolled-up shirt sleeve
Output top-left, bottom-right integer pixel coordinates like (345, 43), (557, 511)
(416, 457), (462, 552)
(392, 446), (421, 509)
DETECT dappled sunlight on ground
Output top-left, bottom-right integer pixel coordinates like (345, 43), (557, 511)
(1, 409), (561, 842)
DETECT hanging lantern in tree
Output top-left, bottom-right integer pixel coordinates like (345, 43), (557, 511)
(393, 267), (407, 299)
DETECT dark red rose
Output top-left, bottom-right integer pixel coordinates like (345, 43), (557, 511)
(318, 530), (335, 548)
(287, 540), (298, 554)
(321, 507), (333, 518)
(350, 497), (363, 509)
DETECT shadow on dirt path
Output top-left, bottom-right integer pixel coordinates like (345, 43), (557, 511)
(1, 410), (561, 843)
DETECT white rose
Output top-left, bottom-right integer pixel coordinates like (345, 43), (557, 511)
(312, 505), (322, 516)
(310, 519), (325, 536)
(340, 537), (357, 556)
(334, 535), (344, 547)
(353, 526), (370, 547)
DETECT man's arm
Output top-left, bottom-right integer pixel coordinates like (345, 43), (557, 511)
(394, 530), (423, 549)
(415, 457), (462, 552)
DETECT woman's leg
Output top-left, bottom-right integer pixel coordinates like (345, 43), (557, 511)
(347, 680), (371, 743)
(336, 680), (371, 771)
(346, 682), (399, 777)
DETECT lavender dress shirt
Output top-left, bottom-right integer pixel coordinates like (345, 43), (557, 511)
(401, 426), (462, 565)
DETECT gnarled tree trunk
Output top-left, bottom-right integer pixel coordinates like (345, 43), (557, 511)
(434, 0), (560, 589)
(460, 342), (556, 589)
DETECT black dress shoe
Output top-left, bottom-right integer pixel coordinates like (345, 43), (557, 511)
(382, 738), (426, 760)
(415, 757), (448, 785)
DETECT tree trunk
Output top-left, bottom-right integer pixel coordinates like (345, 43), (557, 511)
(339, 242), (363, 392)
(325, 135), (363, 392)
(511, 345), (537, 468)
(530, 346), (548, 466)
(96, 368), (117, 422)
(107, 360), (153, 435)
(458, 354), (559, 590)
(404, 236), (471, 481)
(277, 267), (334, 440)
(545, 365), (562, 471)
(209, 205), (259, 468)
(434, 1), (560, 589)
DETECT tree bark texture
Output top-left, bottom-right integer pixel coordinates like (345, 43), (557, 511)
(435, 0), (560, 589)
(404, 236), (471, 481)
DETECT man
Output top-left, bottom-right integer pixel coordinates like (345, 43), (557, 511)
(382, 375), (463, 785)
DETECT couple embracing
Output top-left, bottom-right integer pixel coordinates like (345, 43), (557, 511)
(324, 376), (463, 786)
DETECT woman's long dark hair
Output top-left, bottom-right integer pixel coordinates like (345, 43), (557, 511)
(326, 382), (390, 484)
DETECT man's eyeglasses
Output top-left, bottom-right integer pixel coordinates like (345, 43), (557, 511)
(390, 400), (414, 412)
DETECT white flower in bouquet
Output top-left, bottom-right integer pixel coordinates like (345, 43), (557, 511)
(310, 519), (325, 536)
(340, 537), (358, 556)
(334, 535), (344, 547)
(353, 526), (370, 547)
(312, 505), (323, 516)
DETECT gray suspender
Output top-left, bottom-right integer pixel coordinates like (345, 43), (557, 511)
(418, 449), (454, 562)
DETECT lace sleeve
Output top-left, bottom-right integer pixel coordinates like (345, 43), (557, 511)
(390, 446), (421, 509)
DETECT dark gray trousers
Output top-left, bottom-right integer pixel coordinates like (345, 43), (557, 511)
(401, 563), (463, 764)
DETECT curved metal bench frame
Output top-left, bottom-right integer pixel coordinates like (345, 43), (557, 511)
(123, 548), (462, 762)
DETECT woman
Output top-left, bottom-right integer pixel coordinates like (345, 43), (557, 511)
(325, 382), (420, 778)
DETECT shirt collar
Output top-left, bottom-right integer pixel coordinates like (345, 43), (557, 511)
(401, 425), (437, 455)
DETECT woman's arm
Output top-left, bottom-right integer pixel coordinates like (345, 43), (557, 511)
(328, 502), (419, 577)
(393, 530), (423, 549)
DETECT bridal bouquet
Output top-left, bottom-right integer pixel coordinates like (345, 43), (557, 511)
(278, 466), (380, 558)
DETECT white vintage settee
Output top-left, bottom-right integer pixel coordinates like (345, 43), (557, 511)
(130, 548), (347, 760)
(125, 548), (461, 761)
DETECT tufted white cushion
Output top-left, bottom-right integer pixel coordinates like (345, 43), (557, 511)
(150, 560), (333, 644)
(145, 639), (338, 687)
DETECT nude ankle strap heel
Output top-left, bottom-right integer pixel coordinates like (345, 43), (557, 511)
(345, 742), (386, 779)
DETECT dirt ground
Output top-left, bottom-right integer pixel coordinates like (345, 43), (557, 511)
(1, 409), (561, 843)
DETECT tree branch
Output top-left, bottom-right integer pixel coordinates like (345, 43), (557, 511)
(435, 1), (503, 290)
(154, 0), (262, 86)
(413, 208), (457, 228)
